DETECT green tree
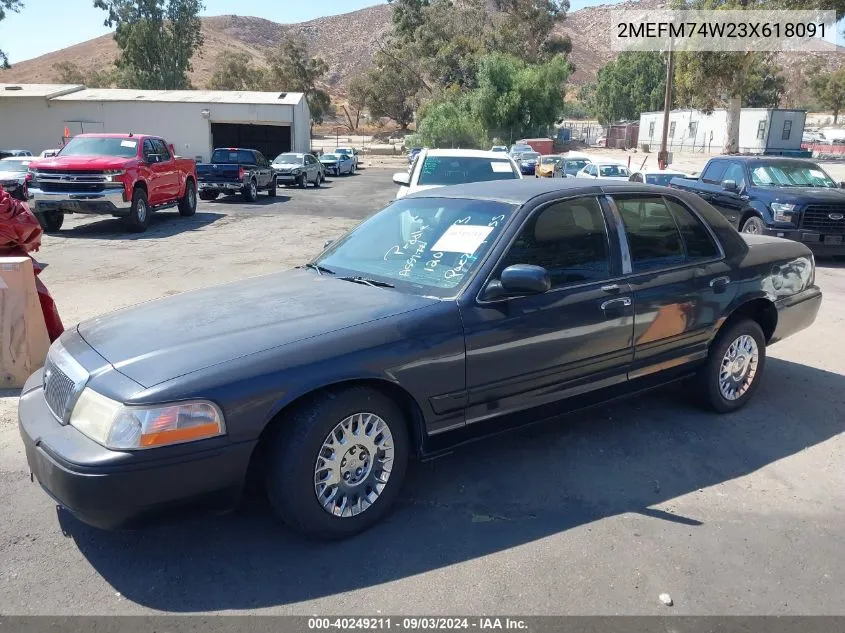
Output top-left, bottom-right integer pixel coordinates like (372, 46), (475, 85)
(0, 0), (23, 68)
(592, 52), (665, 125)
(808, 66), (845, 124)
(356, 60), (420, 130)
(207, 51), (266, 91)
(491, 0), (570, 63)
(387, 0), (430, 38)
(414, 95), (488, 148)
(93, 0), (204, 89)
(264, 37), (332, 128)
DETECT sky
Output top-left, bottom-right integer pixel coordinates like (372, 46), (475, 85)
(0, 0), (610, 64)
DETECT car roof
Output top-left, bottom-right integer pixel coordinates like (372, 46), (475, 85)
(707, 155), (820, 164)
(424, 149), (515, 158)
(406, 177), (666, 205)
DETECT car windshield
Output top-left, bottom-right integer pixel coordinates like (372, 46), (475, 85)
(749, 162), (837, 188)
(0, 159), (30, 172)
(336, 148), (353, 154)
(564, 159), (589, 174)
(315, 197), (516, 298)
(541, 156), (561, 165)
(599, 164), (629, 177)
(645, 173), (680, 186)
(521, 153), (540, 161)
(274, 153), (302, 164)
(417, 156), (518, 186)
(60, 137), (139, 158)
(322, 154), (340, 160)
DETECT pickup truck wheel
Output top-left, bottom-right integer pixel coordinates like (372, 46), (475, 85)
(243, 179), (258, 202)
(268, 177), (277, 197)
(124, 188), (150, 233)
(265, 387), (410, 540)
(38, 210), (64, 233)
(741, 216), (765, 234)
(695, 319), (766, 413)
(178, 179), (197, 216)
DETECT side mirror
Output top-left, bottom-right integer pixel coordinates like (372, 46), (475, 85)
(323, 239), (334, 249)
(483, 264), (550, 300)
(393, 172), (411, 186)
(168, 143), (176, 156)
(721, 179), (738, 192)
(146, 153), (159, 164)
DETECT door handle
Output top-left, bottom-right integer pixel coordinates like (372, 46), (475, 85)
(601, 284), (621, 294)
(601, 297), (632, 311)
(709, 276), (730, 288)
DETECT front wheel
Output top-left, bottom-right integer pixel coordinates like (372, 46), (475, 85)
(694, 319), (766, 413)
(265, 387), (410, 540)
(124, 187), (150, 233)
(298, 174), (307, 189)
(178, 179), (197, 216)
(313, 172), (321, 188)
(268, 177), (277, 197)
(39, 210), (64, 233)
(741, 216), (765, 234)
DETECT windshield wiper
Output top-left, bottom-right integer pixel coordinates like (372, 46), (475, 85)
(339, 276), (395, 289)
(301, 263), (335, 275)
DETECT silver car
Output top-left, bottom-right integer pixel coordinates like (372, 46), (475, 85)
(272, 152), (323, 188)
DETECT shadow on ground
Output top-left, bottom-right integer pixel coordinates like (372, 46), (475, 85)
(205, 195), (291, 206)
(59, 357), (845, 611)
(52, 212), (224, 240)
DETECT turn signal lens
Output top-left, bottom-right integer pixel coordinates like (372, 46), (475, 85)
(69, 388), (225, 451)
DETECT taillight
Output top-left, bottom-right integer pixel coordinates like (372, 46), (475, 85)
(238, 166), (245, 181)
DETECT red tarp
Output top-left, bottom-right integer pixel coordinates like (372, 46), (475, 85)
(0, 187), (64, 342)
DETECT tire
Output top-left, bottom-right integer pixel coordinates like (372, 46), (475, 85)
(298, 174), (307, 189)
(178, 179), (197, 216)
(199, 191), (218, 201)
(741, 216), (765, 234)
(265, 387), (410, 540)
(268, 177), (277, 197)
(38, 210), (64, 233)
(313, 172), (321, 188)
(242, 179), (258, 202)
(694, 319), (766, 413)
(124, 187), (150, 233)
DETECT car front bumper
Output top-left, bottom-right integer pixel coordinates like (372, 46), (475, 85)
(763, 227), (845, 255)
(276, 172), (303, 183)
(320, 164), (340, 175)
(519, 165), (536, 175)
(28, 186), (129, 215)
(18, 370), (255, 530)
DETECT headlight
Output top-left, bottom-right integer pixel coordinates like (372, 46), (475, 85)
(69, 388), (225, 450)
(103, 169), (126, 183)
(770, 202), (797, 223)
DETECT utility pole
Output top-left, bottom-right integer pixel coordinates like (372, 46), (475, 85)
(658, 38), (675, 170)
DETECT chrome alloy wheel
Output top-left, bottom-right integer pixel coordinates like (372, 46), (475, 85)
(136, 198), (147, 222)
(719, 334), (759, 401)
(314, 412), (395, 518)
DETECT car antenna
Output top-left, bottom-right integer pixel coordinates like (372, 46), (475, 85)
(128, 132), (134, 137)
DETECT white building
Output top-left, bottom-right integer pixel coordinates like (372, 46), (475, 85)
(0, 83), (311, 161)
(638, 108), (806, 155)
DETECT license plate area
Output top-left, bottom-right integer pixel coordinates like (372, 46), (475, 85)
(824, 235), (843, 245)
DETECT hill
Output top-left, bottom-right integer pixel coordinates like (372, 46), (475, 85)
(0, 1), (840, 106)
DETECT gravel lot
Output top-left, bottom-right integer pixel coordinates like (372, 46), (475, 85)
(0, 165), (843, 615)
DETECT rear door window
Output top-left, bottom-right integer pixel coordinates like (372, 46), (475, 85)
(614, 196), (685, 272)
(238, 150), (256, 165)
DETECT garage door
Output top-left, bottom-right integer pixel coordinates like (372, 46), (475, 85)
(211, 123), (291, 161)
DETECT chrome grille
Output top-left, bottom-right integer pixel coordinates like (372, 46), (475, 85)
(43, 358), (75, 422)
(801, 204), (845, 235)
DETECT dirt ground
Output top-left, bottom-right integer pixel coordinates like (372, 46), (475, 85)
(0, 166), (843, 616)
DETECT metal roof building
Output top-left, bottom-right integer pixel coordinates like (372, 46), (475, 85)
(0, 84), (311, 161)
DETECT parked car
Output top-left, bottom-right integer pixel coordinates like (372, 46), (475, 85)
(560, 152), (593, 178)
(320, 152), (355, 177)
(509, 143), (533, 157)
(39, 149), (61, 158)
(272, 152), (323, 188)
(0, 149), (32, 159)
(334, 147), (360, 172)
(516, 151), (541, 176)
(629, 168), (691, 187)
(197, 148), (276, 202)
(19, 178), (821, 540)
(490, 145), (508, 153)
(392, 148), (521, 199)
(669, 156), (845, 255)
(535, 154), (563, 178)
(576, 161), (631, 180)
(27, 133), (197, 233)
(0, 156), (33, 201)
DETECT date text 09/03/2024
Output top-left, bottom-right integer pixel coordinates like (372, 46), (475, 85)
(308, 617), (529, 630)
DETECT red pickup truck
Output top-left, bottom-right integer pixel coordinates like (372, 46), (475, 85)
(27, 133), (197, 233)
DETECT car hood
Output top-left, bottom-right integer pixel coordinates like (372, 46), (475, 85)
(30, 155), (135, 170)
(273, 162), (302, 169)
(760, 187), (845, 204)
(77, 268), (438, 388)
(0, 170), (25, 181)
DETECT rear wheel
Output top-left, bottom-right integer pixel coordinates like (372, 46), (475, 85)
(243, 179), (258, 202)
(694, 319), (766, 413)
(265, 387), (410, 540)
(124, 187), (150, 233)
(39, 210), (64, 233)
(741, 216), (765, 234)
(178, 179), (197, 216)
